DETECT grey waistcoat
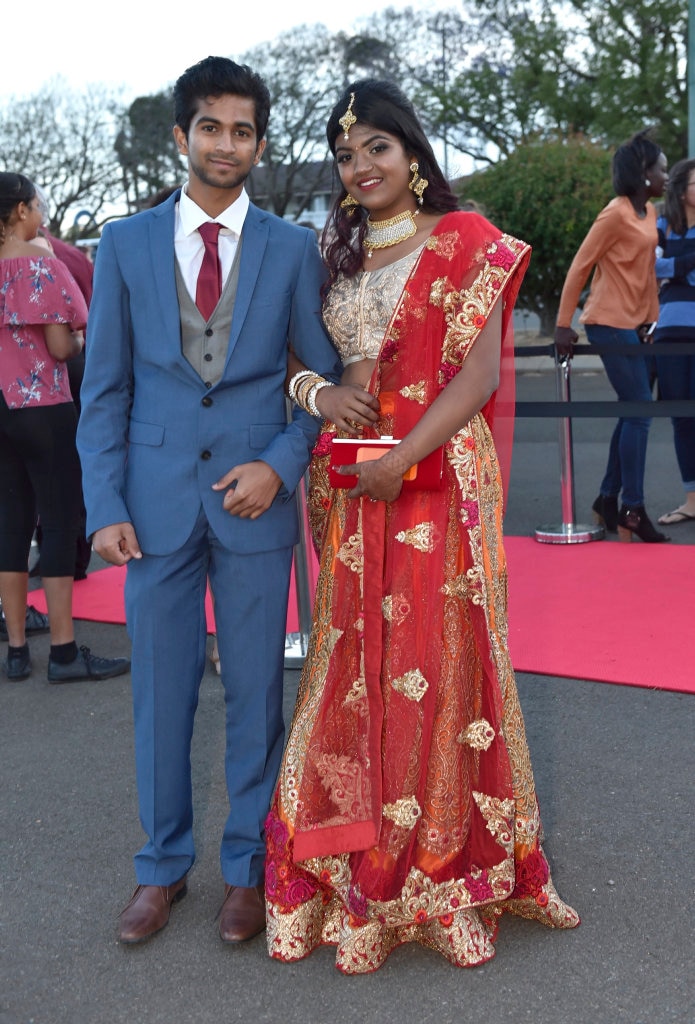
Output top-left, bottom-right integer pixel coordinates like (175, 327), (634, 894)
(175, 237), (243, 387)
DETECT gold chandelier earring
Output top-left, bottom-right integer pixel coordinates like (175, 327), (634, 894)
(409, 162), (429, 205)
(340, 192), (360, 216)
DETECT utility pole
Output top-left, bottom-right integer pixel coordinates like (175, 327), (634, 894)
(439, 19), (450, 180)
(690, 0), (695, 153)
(429, 12), (464, 180)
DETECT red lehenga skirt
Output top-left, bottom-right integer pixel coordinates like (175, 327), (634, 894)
(264, 408), (579, 974)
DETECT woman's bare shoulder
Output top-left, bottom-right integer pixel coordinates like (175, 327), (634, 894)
(1, 238), (55, 261)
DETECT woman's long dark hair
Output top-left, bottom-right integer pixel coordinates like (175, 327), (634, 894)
(662, 157), (695, 236)
(612, 128), (662, 196)
(322, 80), (458, 286)
(0, 173), (36, 244)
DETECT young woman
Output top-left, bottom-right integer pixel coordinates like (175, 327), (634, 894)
(265, 80), (579, 973)
(554, 131), (669, 542)
(652, 157), (695, 525)
(0, 173), (129, 683)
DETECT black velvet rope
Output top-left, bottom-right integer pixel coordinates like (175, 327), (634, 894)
(515, 341), (695, 358)
(514, 341), (695, 417)
(515, 400), (695, 418)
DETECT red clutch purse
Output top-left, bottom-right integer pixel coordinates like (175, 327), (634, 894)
(328, 437), (445, 490)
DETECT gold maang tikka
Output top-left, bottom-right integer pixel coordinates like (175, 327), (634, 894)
(338, 92), (357, 139)
(409, 162), (429, 205)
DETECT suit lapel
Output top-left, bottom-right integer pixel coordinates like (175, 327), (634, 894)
(148, 195), (185, 357)
(225, 204), (269, 365)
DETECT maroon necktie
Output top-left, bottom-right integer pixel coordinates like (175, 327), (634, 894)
(195, 221), (222, 321)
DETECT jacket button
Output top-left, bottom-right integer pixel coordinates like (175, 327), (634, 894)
(204, 352), (213, 362)
(202, 396), (213, 407)
(201, 450), (212, 460)
(205, 328), (213, 337)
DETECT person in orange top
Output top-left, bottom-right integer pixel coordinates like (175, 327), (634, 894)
(554, 130), (669, 543)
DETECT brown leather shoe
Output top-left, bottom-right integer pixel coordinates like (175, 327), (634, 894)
(218, 883), (266, 943)
(118, 877), (187, 944)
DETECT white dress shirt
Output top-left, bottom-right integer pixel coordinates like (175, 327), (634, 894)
(174, 185), (250, 301)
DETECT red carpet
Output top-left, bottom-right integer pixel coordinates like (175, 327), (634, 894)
(30, 537), (694, 694)
(505, 536), (694, 694)
(30, 562), (304, 635)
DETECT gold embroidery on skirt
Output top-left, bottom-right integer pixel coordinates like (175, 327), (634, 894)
(395, 521), (439, 553)
(337, 531), (363, 573)
(343, 675), (366, 704)
(382, 592), (411, 625)
(399, 380), (427, 404)
(473, 791), (515, 856)
(391, 668), (429, 702)
(383, 795), (422, 829)
(459, 718), (496, 751)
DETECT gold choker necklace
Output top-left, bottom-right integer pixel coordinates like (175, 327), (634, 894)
(364, 209), (419, 258)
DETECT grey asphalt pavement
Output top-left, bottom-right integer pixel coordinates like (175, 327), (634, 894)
(2, 360), (694, 1024)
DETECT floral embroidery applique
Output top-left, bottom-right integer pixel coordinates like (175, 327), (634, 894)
(391, 668), (429, 702)
(395, 521), (439, 553)
(383, 796), (422, 829)
(459, 719), (496, 751)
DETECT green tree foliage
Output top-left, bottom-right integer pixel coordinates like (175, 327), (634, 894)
(114, 92), (183, 213)
(0, 0), (686, 256)
(464, 137), (614, 334)
(458, 0), (687, 162)
(574, 0), (686, 160)
(433, 4), (595, 163)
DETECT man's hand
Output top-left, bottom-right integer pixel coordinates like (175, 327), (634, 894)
(212, 461), (282, 519)
(93, 522), (142, 565)
(554, 325), (579, 359)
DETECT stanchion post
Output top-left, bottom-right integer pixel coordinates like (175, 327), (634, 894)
(535, 352), (605, 544)
(284, 475), (314, 668)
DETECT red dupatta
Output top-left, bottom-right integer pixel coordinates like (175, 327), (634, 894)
(292, 212), (531, 864)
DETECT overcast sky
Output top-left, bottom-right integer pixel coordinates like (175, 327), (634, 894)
(3, 0), (456, 101)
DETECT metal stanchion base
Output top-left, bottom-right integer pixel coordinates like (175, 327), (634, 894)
(284, 632), (308, 669)
(534, 523), (605, 544)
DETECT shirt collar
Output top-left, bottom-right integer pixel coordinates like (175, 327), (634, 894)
(178, 184), (249, 238)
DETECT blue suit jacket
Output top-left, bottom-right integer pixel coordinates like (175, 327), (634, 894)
(77, 193), (341, 555)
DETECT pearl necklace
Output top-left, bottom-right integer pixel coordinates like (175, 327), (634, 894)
(364, 209), (419, 258)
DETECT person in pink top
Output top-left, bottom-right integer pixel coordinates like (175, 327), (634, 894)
(34, 187), (94, 580)
(554, 130), (669, 543)
(0, 172), (130, 683)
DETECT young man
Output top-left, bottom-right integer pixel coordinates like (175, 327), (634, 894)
(77, 57), (341, 944)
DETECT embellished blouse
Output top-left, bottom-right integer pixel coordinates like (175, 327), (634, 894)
(323, 245), (423, 365)
(0, 255), (88, 409)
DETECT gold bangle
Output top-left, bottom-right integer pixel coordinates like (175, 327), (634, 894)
(288, 369), (314, 401)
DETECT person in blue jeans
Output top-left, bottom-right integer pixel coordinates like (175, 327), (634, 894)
(554, 130), (670, 543)
(652, 157), (695, 525)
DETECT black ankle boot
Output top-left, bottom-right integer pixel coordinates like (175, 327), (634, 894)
(592, 494), (619, 533)
(617, 505), (670, 543)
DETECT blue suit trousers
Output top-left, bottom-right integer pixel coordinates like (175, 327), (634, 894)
(124, 506), (291, 888)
